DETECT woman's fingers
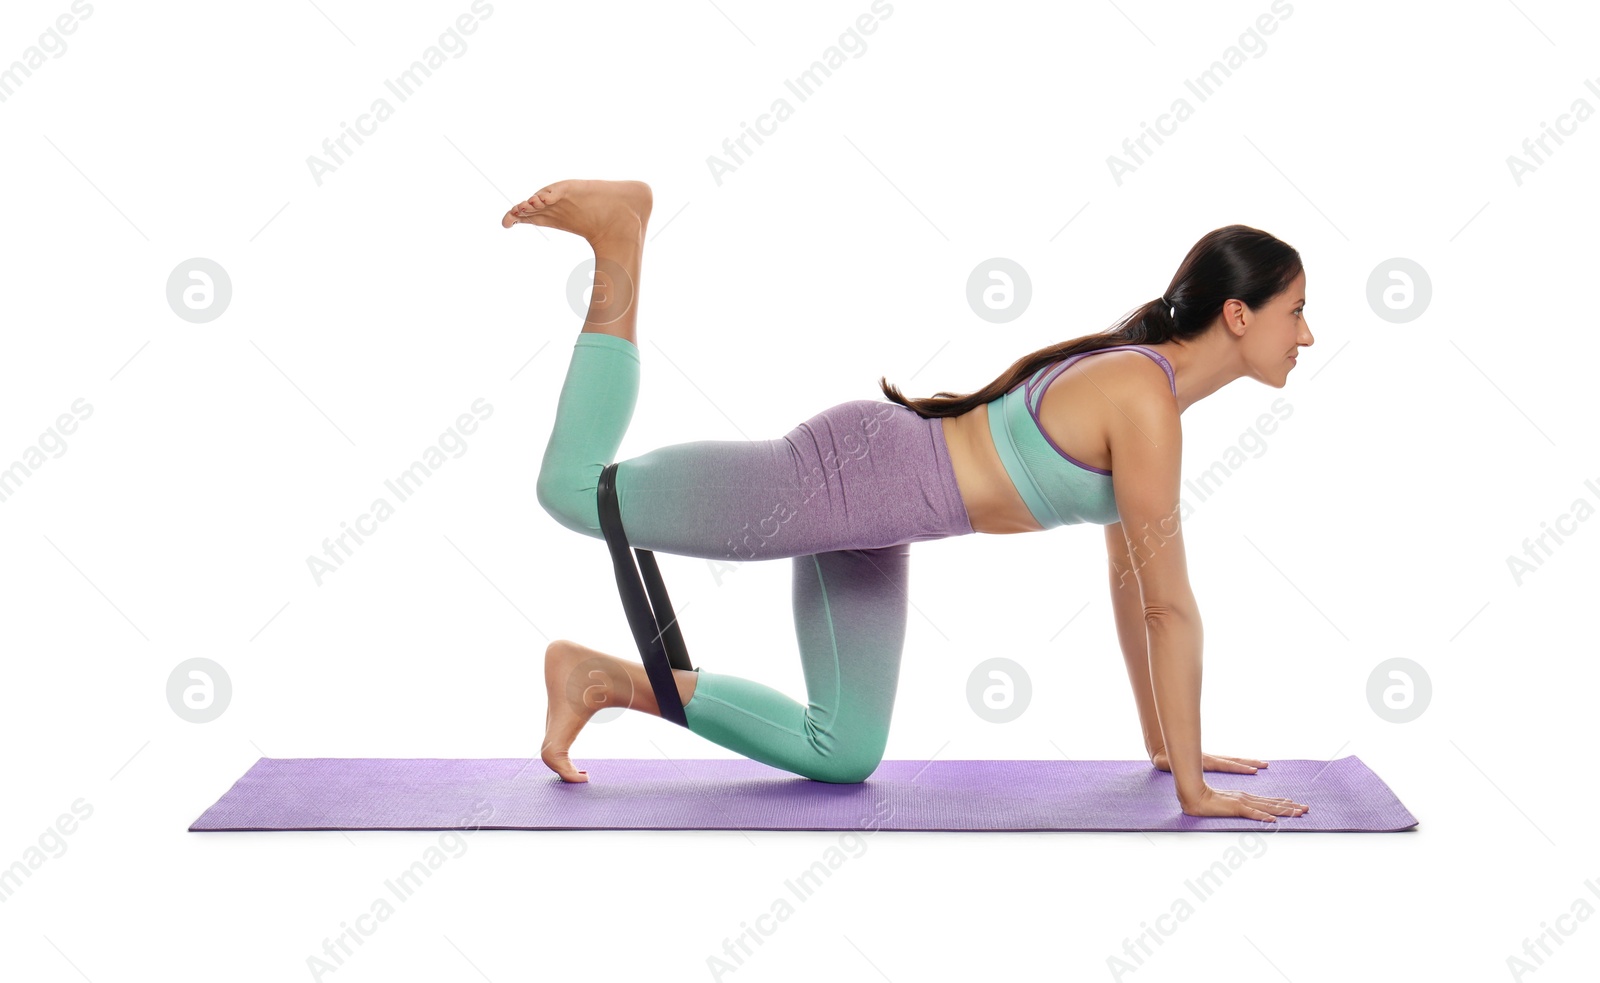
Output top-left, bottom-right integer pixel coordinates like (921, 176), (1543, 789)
(1211, 758), (1259, 773)
(1258, 798), (1309, 814)
(1181, 783), (1310, 823)
(1200, 753), (1269, 774)
(1232, 791), (1308, 814)
(1219, 755), (1269, 768)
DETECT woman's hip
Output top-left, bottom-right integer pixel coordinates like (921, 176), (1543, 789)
(612, 399), (974, 560)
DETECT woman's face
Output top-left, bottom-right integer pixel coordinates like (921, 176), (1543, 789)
(1241, 271), (1313, 388)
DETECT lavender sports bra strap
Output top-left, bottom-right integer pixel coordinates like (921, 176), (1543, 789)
(1026, 344), (1176, 404)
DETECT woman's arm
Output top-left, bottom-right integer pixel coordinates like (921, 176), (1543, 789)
(1104, 522), (1166, 760)
(1103, 386), (1207, 810)
(1097, 357), (1307, 823)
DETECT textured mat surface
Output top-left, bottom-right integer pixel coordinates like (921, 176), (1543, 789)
(189, 755), (1417, 832)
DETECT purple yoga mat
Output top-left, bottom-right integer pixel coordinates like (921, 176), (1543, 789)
(189, 755), (1416, 832)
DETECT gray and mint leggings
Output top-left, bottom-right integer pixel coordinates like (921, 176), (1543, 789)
(536, 331), (975, 783)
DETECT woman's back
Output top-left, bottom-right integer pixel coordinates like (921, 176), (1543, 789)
(940, 346), (1177, 534)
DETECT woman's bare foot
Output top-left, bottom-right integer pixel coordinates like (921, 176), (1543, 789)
(541, 639), (637, 782)
(501, 179), (653, 244)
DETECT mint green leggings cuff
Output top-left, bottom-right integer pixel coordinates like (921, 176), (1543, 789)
(574, 332), (639, 357)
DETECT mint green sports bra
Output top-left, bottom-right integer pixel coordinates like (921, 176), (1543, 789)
(984, 344), (1177, 529)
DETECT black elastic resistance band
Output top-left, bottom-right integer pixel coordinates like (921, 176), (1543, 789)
(595, 462), (696, 727)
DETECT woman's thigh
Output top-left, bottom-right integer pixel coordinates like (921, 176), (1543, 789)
(613, 399), (973, 560)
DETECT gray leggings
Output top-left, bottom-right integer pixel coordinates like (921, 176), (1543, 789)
(536, 331), (974, 782)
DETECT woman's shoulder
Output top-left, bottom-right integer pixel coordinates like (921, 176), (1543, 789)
(1034, 348), (1180, 473)
(1045, 347), (1176, 408)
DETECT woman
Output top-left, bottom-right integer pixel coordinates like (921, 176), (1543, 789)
(511, 179), (1311, 824)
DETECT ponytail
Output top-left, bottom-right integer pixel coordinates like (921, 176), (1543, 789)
(879, 225), (1301, 418)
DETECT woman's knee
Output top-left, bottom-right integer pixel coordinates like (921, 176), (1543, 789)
(535, 470), (601, 537)
(803, 747), (885, 785)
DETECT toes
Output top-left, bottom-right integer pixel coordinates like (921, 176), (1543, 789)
(503, 201), (535, 227)
(503, 199), (543, 228)
(544, 752), (589, 782)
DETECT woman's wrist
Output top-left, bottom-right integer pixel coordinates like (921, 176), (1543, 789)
(1175, 780), (1208, 809)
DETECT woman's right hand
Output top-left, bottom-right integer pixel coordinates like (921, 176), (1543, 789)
(1181, 783), (1309, 823)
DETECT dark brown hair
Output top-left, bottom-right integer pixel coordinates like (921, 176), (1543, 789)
(878, 224), (1304, 418)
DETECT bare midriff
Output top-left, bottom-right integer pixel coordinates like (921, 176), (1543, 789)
(936, 349), (1177, 535)
(938, 350), (1143, 534)
(940, 407), (1044, 535)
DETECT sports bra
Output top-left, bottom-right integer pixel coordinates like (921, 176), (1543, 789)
(983, 344), (1177, 529)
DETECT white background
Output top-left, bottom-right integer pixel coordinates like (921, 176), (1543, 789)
(2, 0), (1596, 980)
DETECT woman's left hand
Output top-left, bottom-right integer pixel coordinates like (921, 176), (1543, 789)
(1150, 747), (1269, 775)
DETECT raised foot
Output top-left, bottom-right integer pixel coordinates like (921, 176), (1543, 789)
(541, 639), (635, 782)
(501, 179), (653, 244)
